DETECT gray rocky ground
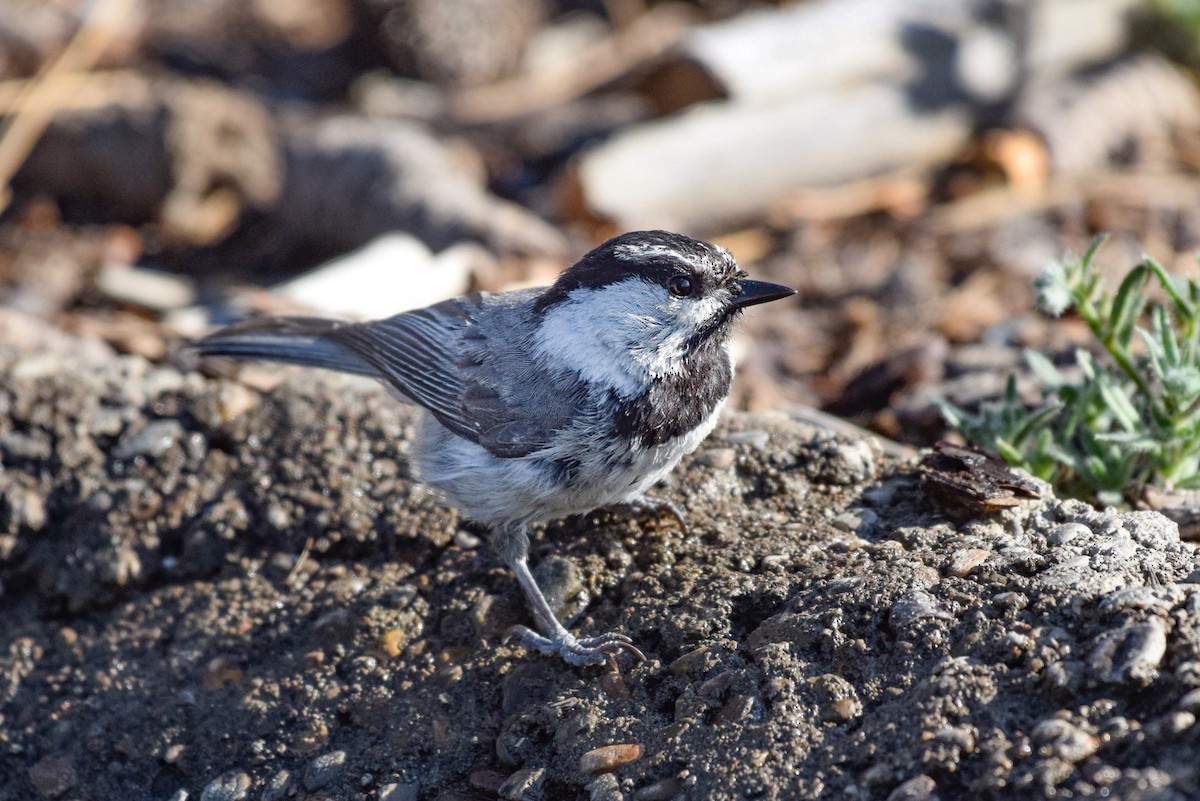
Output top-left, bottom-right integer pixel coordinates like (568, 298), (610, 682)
(3, 314), (1200, 801)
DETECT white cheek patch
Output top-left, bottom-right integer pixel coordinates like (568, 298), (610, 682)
(534, 279), (662, 397)
(534, 278), (732, 390)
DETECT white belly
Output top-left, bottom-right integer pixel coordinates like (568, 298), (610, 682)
(413, 400), (725, 526)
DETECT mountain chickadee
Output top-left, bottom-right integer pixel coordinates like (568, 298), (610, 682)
(195, 230), (795, 666)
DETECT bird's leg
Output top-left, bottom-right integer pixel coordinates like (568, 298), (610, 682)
(493, 523), (644, 667)
(604, 494), (689, 534)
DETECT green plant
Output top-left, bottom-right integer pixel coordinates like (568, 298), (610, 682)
(938, 236), (1200, 507)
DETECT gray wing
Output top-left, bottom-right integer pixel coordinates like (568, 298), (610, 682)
(196, 291), (581, 458)
(331, 292), (585, 457)
(323, 296), (484, 445)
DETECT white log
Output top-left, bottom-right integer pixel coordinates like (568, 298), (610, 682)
(577, 84), (972, 230)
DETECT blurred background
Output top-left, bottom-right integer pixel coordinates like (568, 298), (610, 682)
(2, 0), (1200, 448)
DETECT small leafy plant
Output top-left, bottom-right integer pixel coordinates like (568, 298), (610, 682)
(939, 236), (1200, 507)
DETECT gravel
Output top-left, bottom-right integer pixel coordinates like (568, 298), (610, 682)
(3, 326), (1200, 800)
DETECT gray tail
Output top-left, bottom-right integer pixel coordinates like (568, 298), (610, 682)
(192, 316), (377, 377)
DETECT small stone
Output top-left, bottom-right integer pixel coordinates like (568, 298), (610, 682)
(1090, 619), (1168, 686)
(885, 774), (938, 801)
(946, 548), (990, 578)
(380, 629), (406, 658)
(305, 750), (348, 791)
(4, 486), (46, 529)
(28, 755), (76, 798)
(114, 419), (184, 459)
(633, 777), (682, 801)
(1047, 523), (1090, 546)
(601, 670), (631, 700)
(668, 645), (716, 675)
(579, 744), (642, 775)
(1177, 688), (1200, 712)
(533, 556), (583, 619)
(96, 263), (196, 311)
(889, 590), (951, 629)
(199, 770), (250, 801)
(586, 772), (624, 801)
(715, 693), (758, 724)
(695, 447), (736, 469)
(822, 439), (877, 483)
(261, 770), (293, 801)
(215, 382), (258, 421)
(724, 429), (770, 448)
(453, 529), (482, 549)
(1032, 718), (1098, 763)
(166, 790), (189, 801)
(810, 674), (862, 723)
(832, 512), (863, 533)
(378, 780), (420, 801)
(498, 766), (546, 801)
(326, 575), (368, 601)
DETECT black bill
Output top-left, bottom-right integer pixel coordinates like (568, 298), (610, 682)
(731, 279), (796, 309)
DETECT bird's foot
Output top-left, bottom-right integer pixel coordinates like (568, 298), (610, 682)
(605, 496), (688, 533)
(506, 624), (646, 667)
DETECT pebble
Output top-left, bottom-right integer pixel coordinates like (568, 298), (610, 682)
(215, 382), (259, 421)
(453, 529), (482, 549)
(715, 693), (759, 724)
(28, 754), (76, 798)
(1176, 687), (1200, 712)
(4, 485), (47, 530)
(1090, 619), (1168, 686)
(261, 770), (293, 801)
(1047, 523), (1090, 546)
(532, 556), (583, 618)
(2, 430), (52, 460)
(113, 419), (184, 459)
(668, 645), (717, 676)
(695, 447), (737, 469)
(586, 772), (624, 801)
(885, 774), (937, 801)
(810, 674), (863, 723)
(378, 780), (420, 801)
(1032, 719), (1098, 763)
(889, 590), (952, 629)
(822, 439), (877, 483)
(305, 750), (348, 791)
(95, 263), (196, 311)
(946, 548), (991, 578)
(601, 670), (631, 700)
(199, 770), (251, 801)
(166, 790), (189, 801)
(724, 429), (770, 448)
(633, 777), (682, 800)
(579, 744), (642, 775)
(498, 766), (546, 801)
(832, 510), (877, 534)
(380, 629), (407, 658)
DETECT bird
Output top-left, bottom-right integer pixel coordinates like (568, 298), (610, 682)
(194, 230), (795, 666)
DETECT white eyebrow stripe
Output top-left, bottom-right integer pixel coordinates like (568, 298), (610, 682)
(612, 242), (708, 272)
(611, 241), (739, 280)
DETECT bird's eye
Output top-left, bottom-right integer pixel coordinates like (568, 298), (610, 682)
(668, 275), (694, 297)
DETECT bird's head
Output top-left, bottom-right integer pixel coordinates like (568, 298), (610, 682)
(533, 231), (795, 388)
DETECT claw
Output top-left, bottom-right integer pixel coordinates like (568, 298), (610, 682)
(506, 624), (645, 666)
